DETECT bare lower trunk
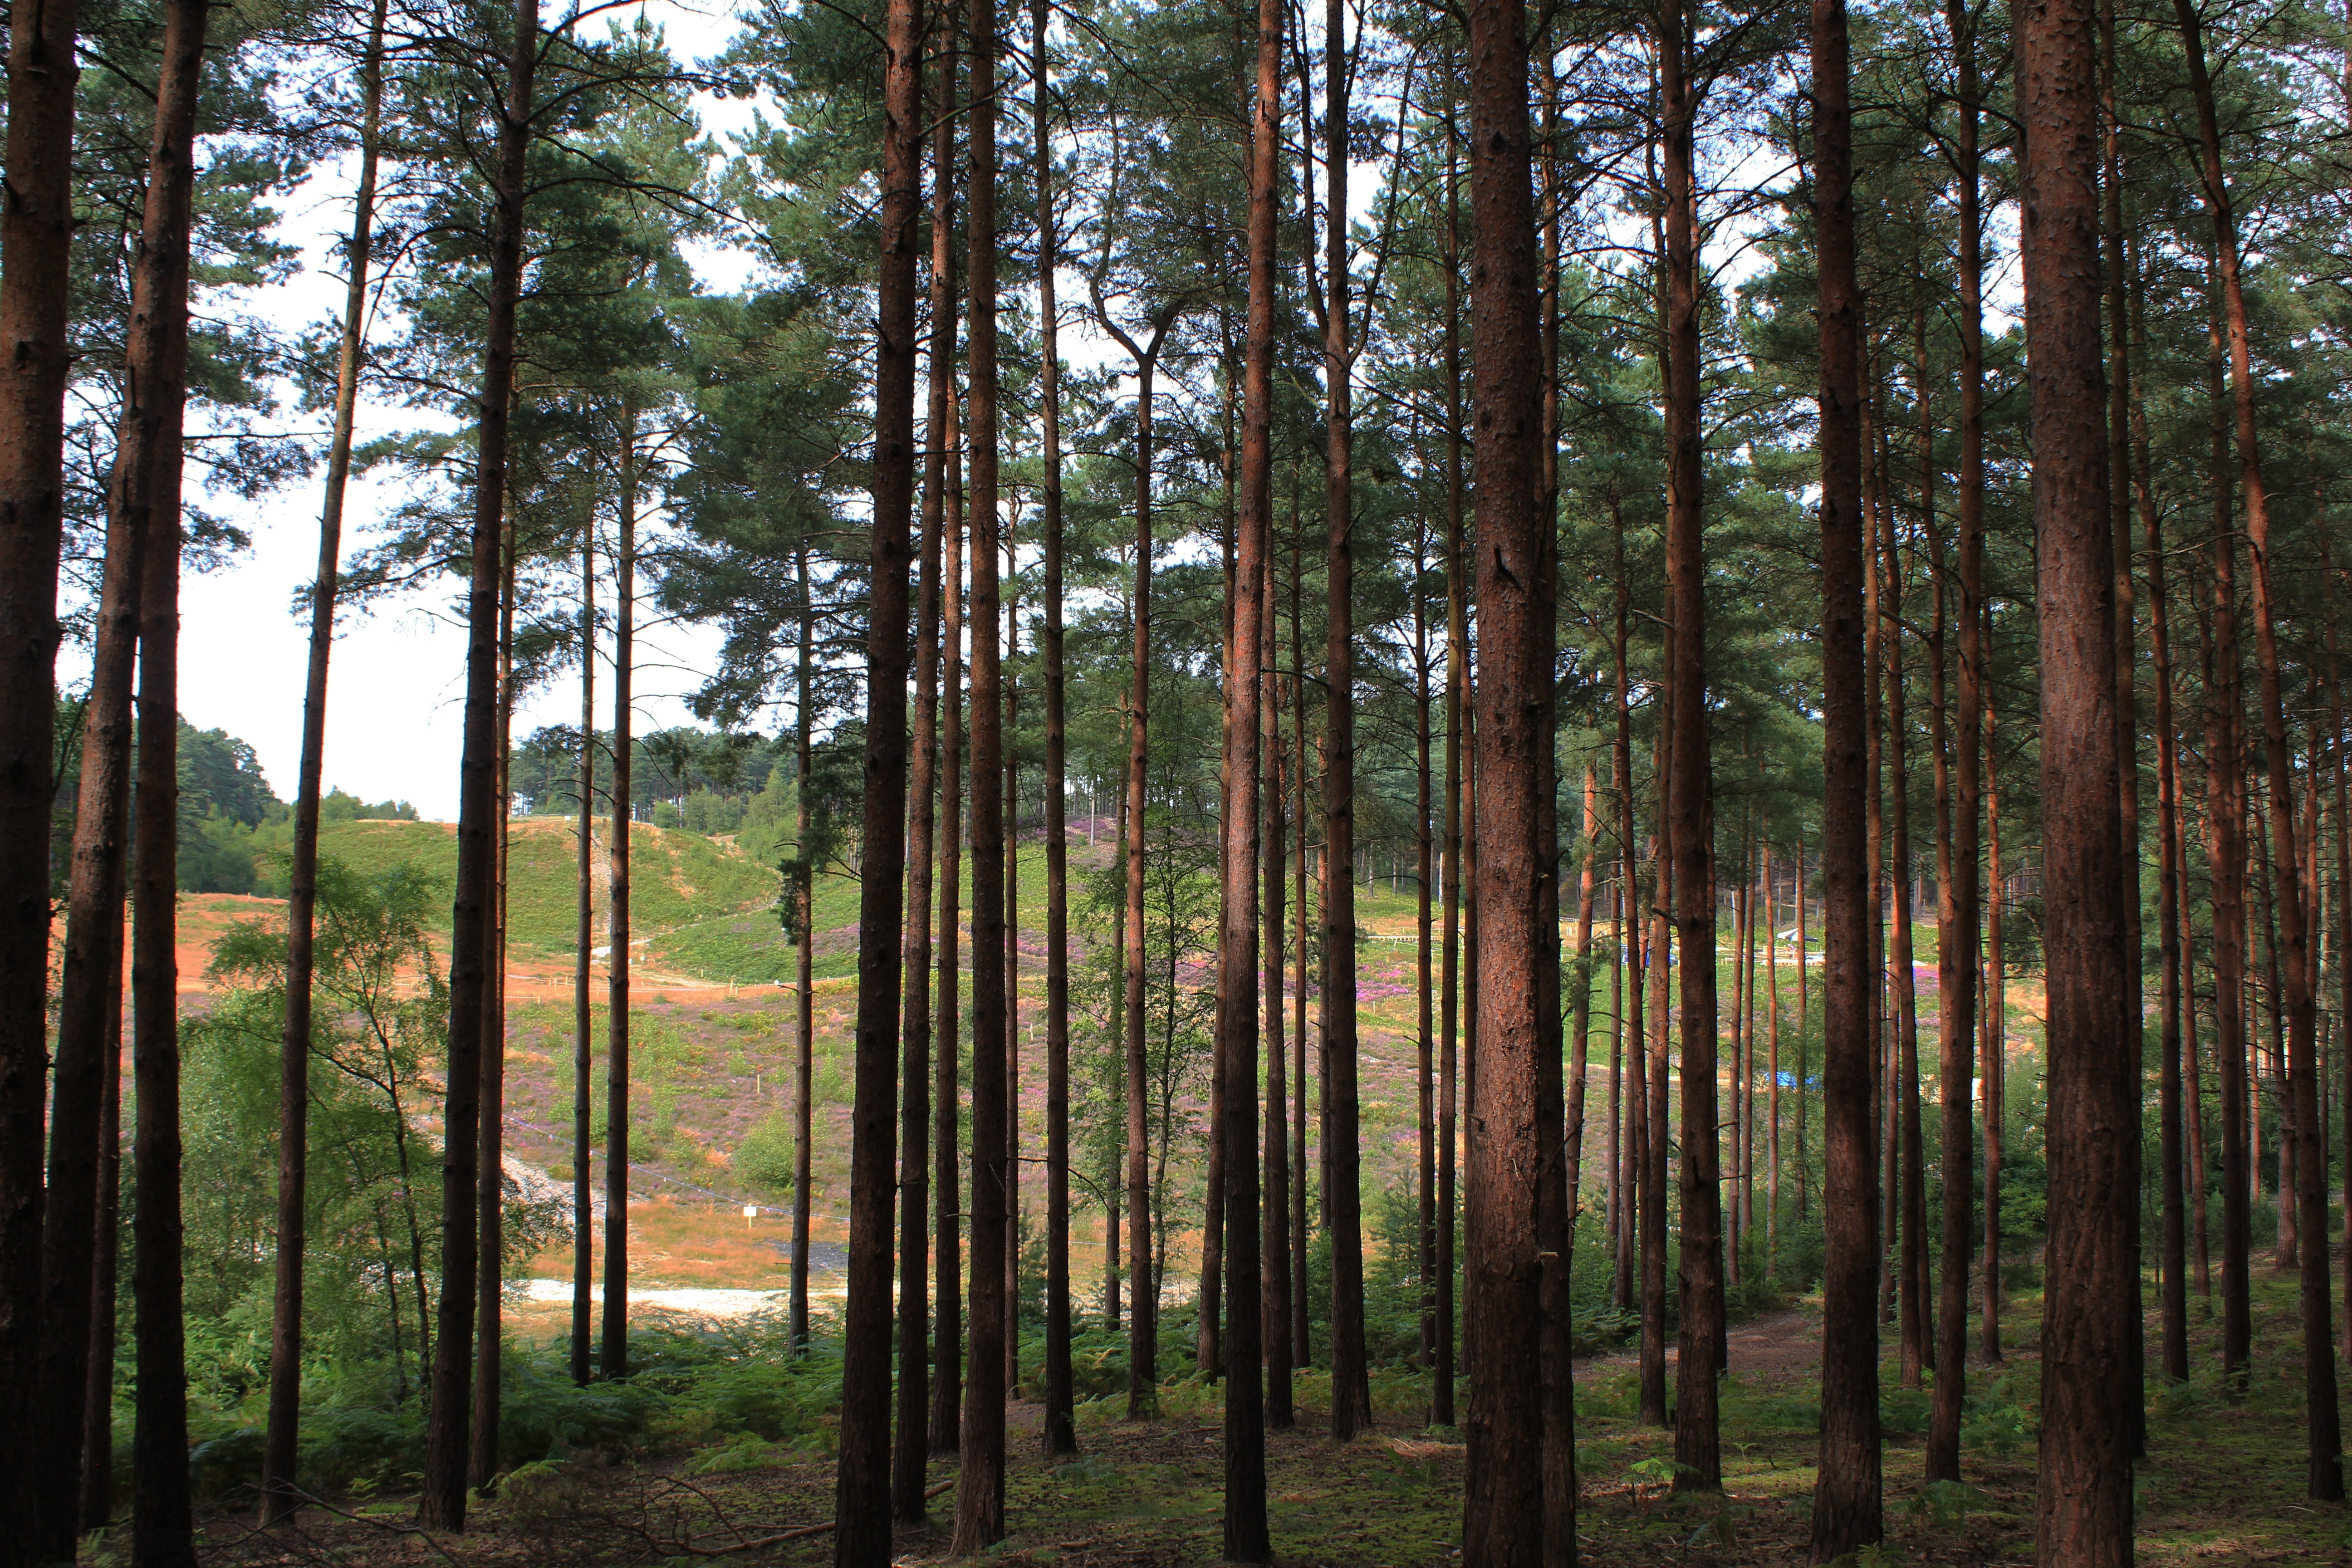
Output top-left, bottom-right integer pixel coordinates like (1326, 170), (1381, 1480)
(258, 3), (390, 1520)
(601, 403), (638, 1387)
(1433, 110), (1466, 1431)
(951, 0), (1010, 1535)
(792, 549), (817, 1352)
(1319, 0), (1367, 1436)
(1459, 0), (1552, 1552)
(2174, 0), (2342, 1489)
(1034, 0), (1074, 1455)
(1661, 0), (1719, 1489)
(931, 395), (966, 1457)
(471, 536), (515, 1489)
(893, 122), (946, 1501)
(79, 1001), (122, 1533)
(1218, 7), (1279, 1535)
(1808, 0), (1882, 1542)
(571, 532), (596, 1387)
(112, 3), (209, 1558)
(836, 0), (920, 1544)
(420, 0), (534, 1524)
(2021, 0), (2138, 1547)
(0, 0), (86, 1526)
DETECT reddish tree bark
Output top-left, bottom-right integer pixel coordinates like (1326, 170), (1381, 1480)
(117, 3), (212, 1558)
(601, 403), (637, 1386)
(951, 0), (1010, 1536)
(0, 0), (85, 1530)
(1112, 310), (1171, 1421)
(790, 544), (817, 1351)
(1264, 542), (1294, 1431)
(2129, 224), (2191, 1383)
(2172, 0), (2342, 1491)
(1216, 0), (1279, 1540)
(930, 116), (969, 1470)
(1034, 0), (1075, 1458)
(836, 0), (920, 1545)
(896, 40), (951, 1505)
(1317, 0), (1370, 1437)
(569, 524), (597, 1393)
(1435, 103), (1467, 1431)
(472, 528), (516, 1490)
(1808, 0), (1882, 1546)
(1659, 0), (1720, 1489)
(1881, 486), (1928, 1390)
(2020, 0), (2137, 1547)
(1459, 0), (1553, 1553)
(1937, 0), (1990, 1441)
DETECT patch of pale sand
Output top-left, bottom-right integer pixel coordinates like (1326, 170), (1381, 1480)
(515, 1277), (845, 1320)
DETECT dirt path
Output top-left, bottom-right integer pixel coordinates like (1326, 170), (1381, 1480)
(1585, 1303), (1822, 1381)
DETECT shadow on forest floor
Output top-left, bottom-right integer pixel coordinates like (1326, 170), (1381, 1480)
(145, 1271), (2352, 1567)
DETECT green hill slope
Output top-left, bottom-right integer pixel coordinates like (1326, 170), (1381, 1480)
(315, 817), (786, 966)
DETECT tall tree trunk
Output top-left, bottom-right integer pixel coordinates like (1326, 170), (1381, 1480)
(572, 523), (596, 1389)
(930, 189), (968, 1473)
(601, 402), (637, 1387)
(121, 4), (211, 1556)
(1883, 481), (1927, 1390)
(894, 49), (949, 1501)
(1569, 769), (1597, 1226)
(1292, 535), (1312, 1364)
(472, 523), (515, 1488)
(1533, 55), (1578, 1558)
(2098, 0), (2147, 1456)
(1034, 0), (1074, 1457)
(1808, 0), (1882, 1541)
(1982, 610), (2008, 1360)
(1921, 315), (1975, 1483)
(2333, 554), (2352, 1363)
(2019, 0), (2137, 1544)
(2173, 0), (2342, 1489)
(256, 0), (391, 1518)
(0, 0), (85, 1514)
(2200, 288), (2253, 1387)
(1434, 101), (1466, 1431)
(2132, 225), (2189, 1380)
(1120, 330), (1166, 1420)
(838, 0), (921, 1543)
(791, 547), (817, 1352)
(79, 999), (122, 1533)
(1612, 501), (1638, 1316)
(1864, 386), (1894, 1330)
(421, 0), (534, 1519)
(1938, 0), (1989, 1435)
(1264, 547), (1294, 1430)
(1319, 0), (1368, 1438)
(1641, 705), (1671, 1427)
(1416, 567), (1437, 1381)
(1459, 0), (1553, 1550)
(951, 0), (1011, 1532)
(1660, 0), (1720, 1488)
(1766, 843), (1781, 1278)
(1003, 591), (1020, 1396)
(2330, 557), (2352, 1355)
(1218, 0), (1279, 1536)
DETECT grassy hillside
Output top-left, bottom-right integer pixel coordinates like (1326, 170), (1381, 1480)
(315, 817), (785, 966)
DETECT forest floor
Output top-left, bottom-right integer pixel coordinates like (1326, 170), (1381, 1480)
(171, 1270), (2352, 1568)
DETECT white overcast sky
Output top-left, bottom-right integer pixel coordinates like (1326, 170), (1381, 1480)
(161, 0), (756, 821)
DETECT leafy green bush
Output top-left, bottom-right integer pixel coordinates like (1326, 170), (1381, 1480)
(735, 1113), (799, 1196)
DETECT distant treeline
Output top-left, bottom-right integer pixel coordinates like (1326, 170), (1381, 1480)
(508, 723), (797, 842)
(48, 701), (417, 896)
